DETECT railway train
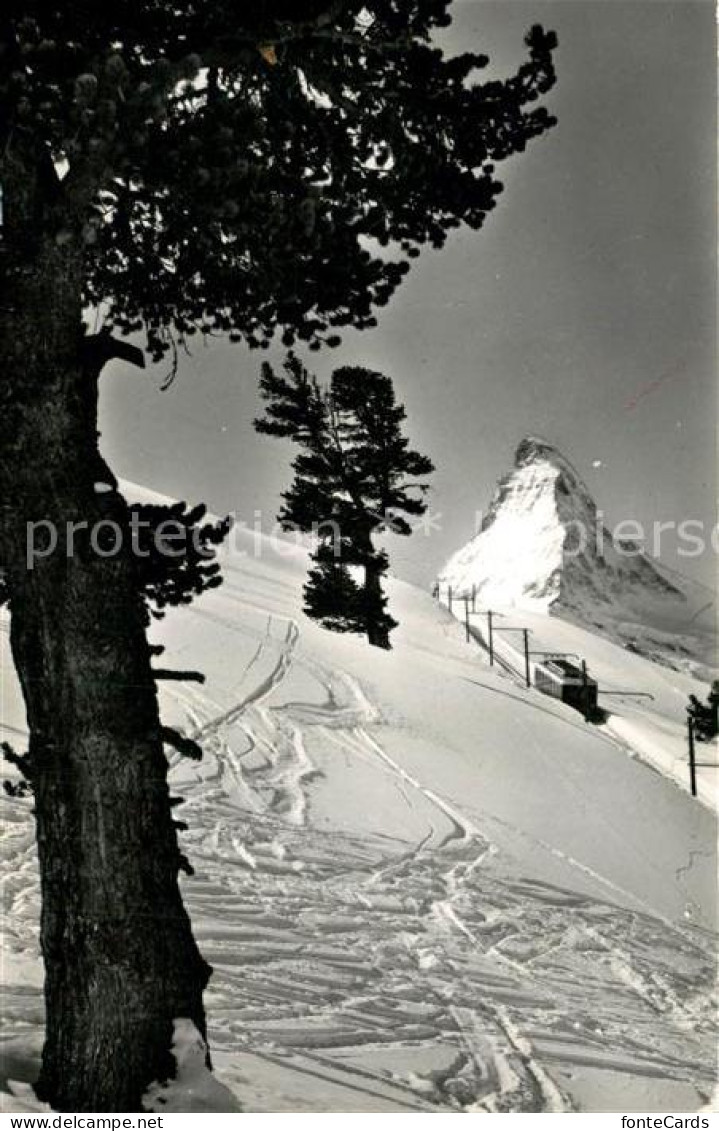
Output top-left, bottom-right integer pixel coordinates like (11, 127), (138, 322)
(533, 657), (598, 715)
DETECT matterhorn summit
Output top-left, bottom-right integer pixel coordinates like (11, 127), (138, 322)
(437, 436), (716, 674)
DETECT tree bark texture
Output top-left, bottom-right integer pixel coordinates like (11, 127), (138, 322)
(0, 214), (211, 1110)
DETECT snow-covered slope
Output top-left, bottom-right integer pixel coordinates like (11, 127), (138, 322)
(460, 602), (719, 811)
(437, 437), (716, 678)
(1, 484), (716, 1113)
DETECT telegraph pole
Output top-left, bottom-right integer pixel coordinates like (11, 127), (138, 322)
(581, 660), (590, 722)
(688, 719), (697, 797)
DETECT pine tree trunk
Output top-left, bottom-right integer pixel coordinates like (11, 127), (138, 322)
(363, 561), (391, 650)
(0, 237), (211, 1110)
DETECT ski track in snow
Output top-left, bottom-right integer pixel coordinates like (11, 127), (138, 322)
(0, 609), (716, 1113)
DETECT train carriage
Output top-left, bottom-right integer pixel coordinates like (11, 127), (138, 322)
(533, 657), (598, 715)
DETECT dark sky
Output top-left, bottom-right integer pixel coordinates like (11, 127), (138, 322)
(101, 1), (717, 588)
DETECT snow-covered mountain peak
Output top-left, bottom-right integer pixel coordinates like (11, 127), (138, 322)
(443, 435), (600, 609)
(514, 434), (597, 512)
(515, 434), (577, 474)
(438, 437), (716, 676)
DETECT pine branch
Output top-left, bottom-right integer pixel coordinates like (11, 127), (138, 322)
(82, 331), (146, 381)
(161, 726), (203, 761)
(152, 668), (206, 684)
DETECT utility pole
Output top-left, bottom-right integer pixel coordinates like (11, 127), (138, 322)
(487, 610), (494, 666)
(448, 585), (453, 614)
(464, 597), (470, 643)
(495, 622), (530, 685)
(688, 718), (697, 798)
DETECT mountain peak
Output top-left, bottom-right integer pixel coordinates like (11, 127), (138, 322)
(437, 440), (715, 675)
(514, 435), (587, 493)
(514, 434), (563, 466)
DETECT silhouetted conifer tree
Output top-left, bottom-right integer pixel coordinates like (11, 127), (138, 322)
(256, 357), (433, 647)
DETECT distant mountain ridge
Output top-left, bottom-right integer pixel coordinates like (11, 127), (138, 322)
(438, 436), (716, 677)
